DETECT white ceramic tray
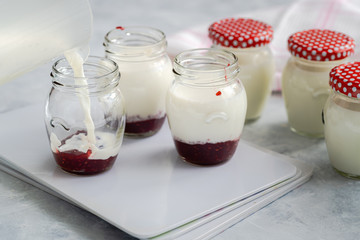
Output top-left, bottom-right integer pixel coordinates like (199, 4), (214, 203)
(0, 104), (304, 239)
(156, 158), (312, 240)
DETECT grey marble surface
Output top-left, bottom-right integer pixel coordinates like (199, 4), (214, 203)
(1, 0), (359, 239)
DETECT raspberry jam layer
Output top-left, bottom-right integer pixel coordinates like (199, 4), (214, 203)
(53, 149), (117, 175)
(174, 138), (239, 165)
(125, 116), (166, 136)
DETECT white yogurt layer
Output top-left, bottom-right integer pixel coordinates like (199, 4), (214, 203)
(114, 58), (173, 121)
(50, 131), (121, 160)
(166, 81), (247, 143)
(324, 95), (360, 176)
(282, 57), (345, 137)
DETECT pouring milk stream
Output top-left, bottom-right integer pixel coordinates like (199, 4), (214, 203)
(64, 48), (97, 148)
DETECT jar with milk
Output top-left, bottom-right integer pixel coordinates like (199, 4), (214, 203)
(45, 56), (125, 175)
(166, 48), (247, 165)
(324, 62), (360, 179)
(104, 26), (173, 137)
(208, 18), (275, 122)
(282, 29), (355, 138)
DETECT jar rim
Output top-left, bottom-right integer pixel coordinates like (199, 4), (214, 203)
(173, 48), (239, 86)
(104, 26), (166, 48)
(51, 56), (120, 90)
(174, 48), (238, 71)
(52, 56), (119, 80)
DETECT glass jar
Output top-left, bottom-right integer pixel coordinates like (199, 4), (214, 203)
(324, 62), (360, 179)
(166, 48), (247, 165)
(104, 26), (173, 137)
(44, 56), (125, 175)
(282, 29), (355, 138)
(208, 18), (275, 122)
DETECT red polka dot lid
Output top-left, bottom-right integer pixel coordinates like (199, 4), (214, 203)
(208, 18), (273, 48)
(330, 62), (360, 99)
(288, 29), (355, 61)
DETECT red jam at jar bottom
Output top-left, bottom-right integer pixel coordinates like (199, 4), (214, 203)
(53, 149), (117, 175)
(125, 116), (166, 136)
(174, 138), (239, 165)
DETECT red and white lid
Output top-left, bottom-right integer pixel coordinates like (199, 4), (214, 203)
(288, 29), (355, 61)
(208, 18), (273, 48)
(329, 62), (360, 98)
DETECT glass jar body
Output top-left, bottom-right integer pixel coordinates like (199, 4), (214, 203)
(282, 56), (346, 137)
(166, 49), (247, 165)
(44, 57), (125, 175)
(324, 91), (360, 179)
(215, 45), (275, 122)
(104, 26), (173, 137)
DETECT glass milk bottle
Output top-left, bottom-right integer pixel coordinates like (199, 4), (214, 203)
(208, 18), (275, 122)
(166, 48), (247, 165)
(324, 62), (360, 179)
(44, 56), (125, 175)
(282, 29), (355, 138)
(104, 26), (173, 137)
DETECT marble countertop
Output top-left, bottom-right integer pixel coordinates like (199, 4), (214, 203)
(0, 0), (359, 239)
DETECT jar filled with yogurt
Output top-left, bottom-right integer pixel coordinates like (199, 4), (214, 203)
(166, 48), (247, 165)
(208, 18), (275, 122)
(104, 26), (173, 137)
(45, 56), (125, 175)
(282, 29), (355, 138)
(324, 62), (360, 179)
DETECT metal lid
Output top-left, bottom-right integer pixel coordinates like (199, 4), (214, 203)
(329, 62), (360, 98)
(288, 29), (355, 61)
(208, 18), (273, 48)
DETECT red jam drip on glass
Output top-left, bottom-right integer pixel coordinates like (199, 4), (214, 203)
(125, 116), (166, 135)
(53, 149), (117, 175)
(174, 138), (239, 165)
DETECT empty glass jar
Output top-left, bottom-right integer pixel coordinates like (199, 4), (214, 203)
(44, 56), (125, 175)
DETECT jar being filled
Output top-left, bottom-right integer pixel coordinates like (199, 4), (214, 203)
(166, 48), (247, 165)
(208, 18), (275, 122)
(44, 56), (125, 175)
(282, 29), (355, 138)
(104, 26), (173, 137)
(324, 62), (360, 179)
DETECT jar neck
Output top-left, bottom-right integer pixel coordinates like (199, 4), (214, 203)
(173, 48), (239, 87)
(331, 90), (360, 111)
(213, 44), (272, 65)
(103, 26), (167, 61)
(51, 56), (120, 93)
(292, 56), (346, 72)
(213, 44), (270, 53)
